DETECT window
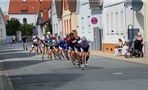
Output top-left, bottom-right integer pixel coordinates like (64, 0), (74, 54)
(120, 11), (124, 32)
(67, 20), (68, 33)
(69, 19), (72, 32)
(106, 14), (109, 34)
(54, 24), (56, 34)
(64, 21), (66, 34)
(21, 10), (27, 13)
(111, 13), (114, 33)
(56, 24), (58, 33)
(0, 29), (2, 37)
(115, 12), (119, 34)
(23, 18), (27, 24)
(0, 17), (2, 24)
(81, 17), (84, 33)
(22, 0), (27, 2)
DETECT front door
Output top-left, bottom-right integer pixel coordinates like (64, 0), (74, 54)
(92, 27), (102, 50)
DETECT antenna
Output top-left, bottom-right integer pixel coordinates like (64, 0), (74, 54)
(131, 0), (143, 12)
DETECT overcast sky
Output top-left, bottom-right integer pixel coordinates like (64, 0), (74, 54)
(0, 0), (10, 15)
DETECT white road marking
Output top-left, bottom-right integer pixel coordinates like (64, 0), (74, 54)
(11, 77), (22, 80)
(112, 73), (124, 75)
(144, 72), (148, 74)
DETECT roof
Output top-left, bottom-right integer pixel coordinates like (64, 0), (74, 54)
(89, 0), (102, 9)
(68, 0), (77, 12)
(40, 0), (51, 10)
(55, 0), (63, 18)
(9, 0), (41, 14)
(37, 0), (51, 25)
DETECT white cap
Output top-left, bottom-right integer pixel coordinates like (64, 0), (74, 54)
(47, 32), (50, 35)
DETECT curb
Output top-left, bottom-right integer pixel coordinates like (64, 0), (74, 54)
(90, 51), (148, 66)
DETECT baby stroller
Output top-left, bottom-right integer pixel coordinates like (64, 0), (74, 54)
(125, 40), (144, 58)
(129, 40), (144, 58)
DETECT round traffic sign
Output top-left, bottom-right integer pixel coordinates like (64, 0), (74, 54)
(91, 17), (98, 25)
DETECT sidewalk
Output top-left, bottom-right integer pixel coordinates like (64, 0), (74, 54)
(0, 63), (14, 90)
(0, 44), (15, 90)
(90, 50), (148, 65)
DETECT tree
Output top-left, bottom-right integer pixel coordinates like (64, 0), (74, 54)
(6, 18), (34, 36)
(19, 24), (34, 36)
(45, 21), (52, 34)
(6, 18), (21, 35)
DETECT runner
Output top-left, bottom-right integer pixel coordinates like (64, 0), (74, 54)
(59, 37), (68, 60)
(22, 36), (28, 50)
(75, 36), (82, 68)
(69, 32), (77, 65)
(80, 36), (90, 70)
(10, 35), (16, 47)
(41, 33), (49, 60)
(29, 35), (39, 56)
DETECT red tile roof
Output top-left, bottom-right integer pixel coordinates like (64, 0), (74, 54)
(9, 0), (41, 14)
(39, 0), (51, 24)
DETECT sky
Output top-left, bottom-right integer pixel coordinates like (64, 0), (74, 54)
(0, 0), (10, 15)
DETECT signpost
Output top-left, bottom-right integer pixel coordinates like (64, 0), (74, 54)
(91, 17), (98, 25)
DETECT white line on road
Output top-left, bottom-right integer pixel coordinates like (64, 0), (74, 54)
(11, 77), (22, 80)
(112, 73), (124, 75)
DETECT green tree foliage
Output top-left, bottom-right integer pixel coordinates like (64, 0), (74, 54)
(6, 18), (20, 35)
(45, 21), (52, 34)
(6, 18), (34, 36)
(19, 24), (34, 36)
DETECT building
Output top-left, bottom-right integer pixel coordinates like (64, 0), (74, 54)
(0, 7), (6, 44)
(9, 0), (41, 25)
(51, 0), (63, 36)
(62, 0), (77, 36)
(36, 0), (51, 38)
(143, 0), (148, 57)
(76, 0), (103, 50)
(103, 0), (144, 53)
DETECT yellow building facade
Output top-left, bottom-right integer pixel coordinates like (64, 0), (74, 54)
(143, 1), (148, 57)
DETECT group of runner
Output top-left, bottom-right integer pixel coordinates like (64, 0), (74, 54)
(29, 32), (90, 70)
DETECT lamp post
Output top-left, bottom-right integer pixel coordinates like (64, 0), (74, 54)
(128, 24), (134, 47)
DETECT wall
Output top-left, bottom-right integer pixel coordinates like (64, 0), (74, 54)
(62, 0), (71, 35)
(77, 0), (92, 41)
(0, 14), (6, 43)
(51, 0), (62, 35)
(144, 1), (148, 57)
(71, 12), (77, 31)
(9, 14), (37, 25)
(103, 0), (144, 53)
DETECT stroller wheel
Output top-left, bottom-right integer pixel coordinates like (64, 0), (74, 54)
(141, 52), (144, 57)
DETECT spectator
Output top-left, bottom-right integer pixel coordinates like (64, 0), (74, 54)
(122, 41), (129, 56)
(134, 32), (143, 52)
(114, 38), (123, 56)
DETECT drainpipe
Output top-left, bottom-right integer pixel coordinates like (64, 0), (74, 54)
(124, 0), (127, 41)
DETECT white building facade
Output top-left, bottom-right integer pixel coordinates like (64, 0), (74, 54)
(0, 8), (6, 43)
(77, 0), (103, 50)
(9, 14), (38, 25)
(103, 0), (144, 52)
(51, 0), (62, 36)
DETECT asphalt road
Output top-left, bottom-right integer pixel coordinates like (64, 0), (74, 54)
(1, 43), (148, 90)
